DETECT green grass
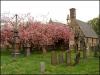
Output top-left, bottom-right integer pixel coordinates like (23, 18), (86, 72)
(1, 49), (99, 74)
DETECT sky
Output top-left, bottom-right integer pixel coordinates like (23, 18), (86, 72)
(1, 1), (99, 24)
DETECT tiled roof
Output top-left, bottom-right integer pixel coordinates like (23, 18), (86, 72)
(76, 20), (98, 38)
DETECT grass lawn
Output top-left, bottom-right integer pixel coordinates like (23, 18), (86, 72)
(1, 49), (100, 74)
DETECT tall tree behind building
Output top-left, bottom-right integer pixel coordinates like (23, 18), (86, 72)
(88, 16), (100, 36)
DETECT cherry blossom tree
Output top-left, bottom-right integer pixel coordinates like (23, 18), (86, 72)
(1, 18), (73, 53)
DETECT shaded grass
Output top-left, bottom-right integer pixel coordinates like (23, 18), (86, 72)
(1, 49), (99, 74)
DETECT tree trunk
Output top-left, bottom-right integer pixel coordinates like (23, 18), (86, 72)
(80, 38), (87, 59)
(74, 43), (78, 53)
(74, 51), (80, 65)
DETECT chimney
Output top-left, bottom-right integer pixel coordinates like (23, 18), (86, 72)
(70, 8), (76, 20)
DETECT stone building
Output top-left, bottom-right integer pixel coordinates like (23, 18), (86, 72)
(49, 8), (98, 54)
(68, 8), (99, 55)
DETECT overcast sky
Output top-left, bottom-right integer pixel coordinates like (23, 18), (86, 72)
(1, 1), (99, 23)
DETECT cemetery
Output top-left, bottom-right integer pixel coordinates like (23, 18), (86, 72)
(1, 8), (100, 74)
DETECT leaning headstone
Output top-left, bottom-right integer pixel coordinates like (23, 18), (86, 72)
(40, 62), (45, 74)
(51, 51), (58, 65)
(58, 52), (64, 64)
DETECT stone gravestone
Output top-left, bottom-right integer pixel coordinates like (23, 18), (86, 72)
(51, 51), (58, 65)
(58, 52), (64, 64)
(26, 47), (31, 56)
(40, 62), (45, 74)
(26, 42), (31, 56)
(66, 50), (71, 65)
(74, 51), (80, 65)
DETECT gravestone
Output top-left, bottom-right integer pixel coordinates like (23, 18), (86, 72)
(58, 52), (64, 64)
(40, 62), (45, 74)
(26, 47), (31, 56)
(51, 51), (58, 65)
(66, 50), (71, 65)
(26, 43), (31, 56)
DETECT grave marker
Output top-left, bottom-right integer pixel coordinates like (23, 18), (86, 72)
(58, 52), (64, 64)
(51, 51), (58, 65)
(40, 62), (45, 74)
